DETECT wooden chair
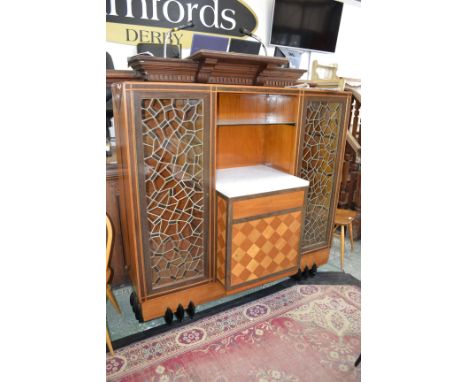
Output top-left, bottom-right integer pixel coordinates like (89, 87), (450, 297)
(106, 214), (121, 356)
(334, 208), (358, 271)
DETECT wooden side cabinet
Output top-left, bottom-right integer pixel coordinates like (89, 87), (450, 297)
(298, 93), (350, 269)
(112, 81), (350, 321)
(112, 82), (218, 320)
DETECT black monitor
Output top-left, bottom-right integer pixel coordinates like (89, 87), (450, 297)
(137, 43), (180, 58)
(228, 39), (261, 55)
(270, 0), (343, 53)
(190, 34), (229, 55)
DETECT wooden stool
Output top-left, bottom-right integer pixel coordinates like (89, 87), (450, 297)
(334, 209), (358, 271)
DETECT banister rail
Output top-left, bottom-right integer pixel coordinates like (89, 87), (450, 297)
(337, 82), (361, 239)
(347, 132), (361, 156)
(346, 87), (361, 149)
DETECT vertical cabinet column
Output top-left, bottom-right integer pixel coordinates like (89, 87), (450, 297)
(298, 94), (349, 254)
(117, 85), (214, 299)
(138, 93), (212, 296)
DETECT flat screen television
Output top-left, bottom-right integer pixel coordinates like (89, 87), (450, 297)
(269, 0), (344, 53)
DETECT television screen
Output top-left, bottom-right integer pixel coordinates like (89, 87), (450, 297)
(228, 39), (261, 55)
(269, 0), (343, 53)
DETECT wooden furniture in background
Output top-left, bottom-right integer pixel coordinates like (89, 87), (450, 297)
(111, 79), (350, 321)
(106, 215), (121, 356)
(106, 69), (138, 86)
(334, 208), (358, 271)
(338, 88), (361, 240)
(310, 60), (345, 90)
(106, 70), (138, 287)
(106, 165), (129, 286)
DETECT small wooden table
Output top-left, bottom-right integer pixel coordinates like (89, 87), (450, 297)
(334, 209), (358, 271)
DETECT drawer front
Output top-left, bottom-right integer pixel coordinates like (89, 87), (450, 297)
(232, 190), (305, 220)
(230, 210), (302, 288)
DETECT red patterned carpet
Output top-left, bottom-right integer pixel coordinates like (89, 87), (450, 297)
(107, 285), (361, 381)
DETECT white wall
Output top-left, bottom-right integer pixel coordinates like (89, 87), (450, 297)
(106, 0), (361, 79)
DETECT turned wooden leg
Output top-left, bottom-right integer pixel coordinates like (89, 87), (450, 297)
(340, 224), (345, 271)
(164, 308), (174, 324)
(186, 301), (196, 319)
(302, 265), (310, 279)
(107, 284), (121, 314)
(175, 304), (185, 322)
(348, 222), (354, 251)
(106, 325), (114, 356)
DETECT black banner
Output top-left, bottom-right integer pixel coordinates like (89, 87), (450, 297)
(106, 0), (257, 37)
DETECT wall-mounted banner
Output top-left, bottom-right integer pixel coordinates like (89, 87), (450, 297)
(106, 0), (258, 47)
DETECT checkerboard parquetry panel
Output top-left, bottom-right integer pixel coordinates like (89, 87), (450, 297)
(216, 196), (227, 285)
(230, 211), (302, 286)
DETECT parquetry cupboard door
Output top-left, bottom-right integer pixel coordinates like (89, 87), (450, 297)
(299, 95), (347, 252)
(132, 90), (212, 296)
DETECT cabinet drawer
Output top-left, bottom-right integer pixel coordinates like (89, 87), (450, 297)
(232, 190), (305, 220)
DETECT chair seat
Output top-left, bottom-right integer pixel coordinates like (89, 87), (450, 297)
(335, 215), (354, 225)
(335, 209), (357, 225)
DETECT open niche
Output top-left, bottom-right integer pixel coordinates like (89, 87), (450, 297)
(215, 91), (309, 290)
(216, 92), (299, 175)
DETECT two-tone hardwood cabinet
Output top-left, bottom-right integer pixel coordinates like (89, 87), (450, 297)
(112, 81), (350, 321)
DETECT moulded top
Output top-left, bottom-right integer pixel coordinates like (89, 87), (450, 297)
(126, 50), (305, 86)
(187, 49), (289, 65)
(216, 165), (309, 199)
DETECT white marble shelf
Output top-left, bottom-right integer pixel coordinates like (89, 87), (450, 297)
(216, 165), (309, 199)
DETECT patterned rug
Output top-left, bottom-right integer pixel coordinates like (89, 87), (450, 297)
(107, 284), (361, 381)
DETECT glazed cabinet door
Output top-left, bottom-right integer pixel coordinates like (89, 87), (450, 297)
(132, 89), (213, 297)
(298, 95), (348, 252)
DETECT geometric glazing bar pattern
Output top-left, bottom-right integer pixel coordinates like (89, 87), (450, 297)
(141, 98), (205, 290)
(300, 101), (342, 250)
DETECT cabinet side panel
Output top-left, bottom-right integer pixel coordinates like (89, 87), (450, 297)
(216, 195), (227, 285)
(264, 124), (297, 174)
(300, 98), (345, 252)
(112, 84), (145, 298)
